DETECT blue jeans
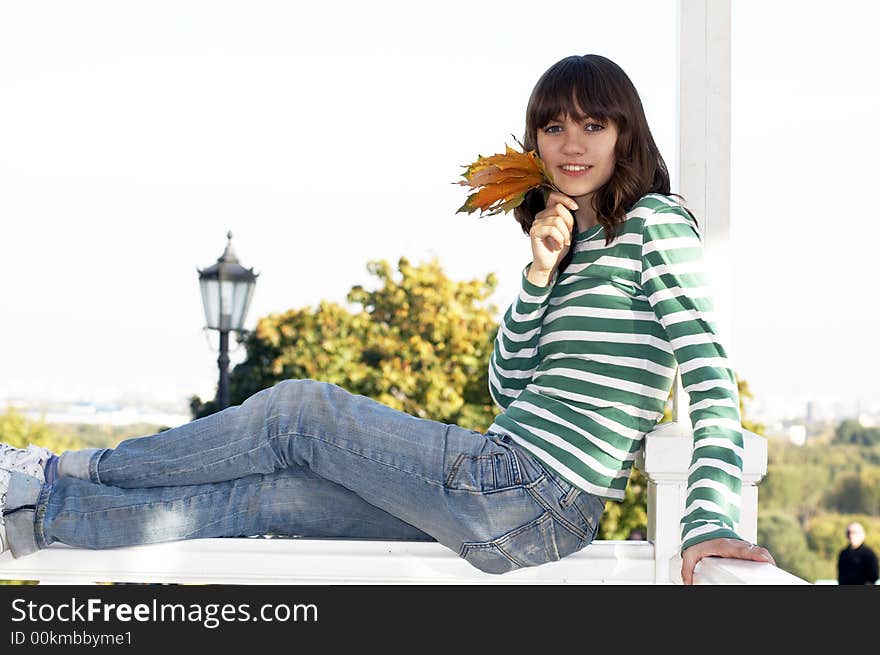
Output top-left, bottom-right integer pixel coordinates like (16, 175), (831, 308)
(7, 379), (605, 574)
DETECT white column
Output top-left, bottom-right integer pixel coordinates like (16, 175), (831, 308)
(640, 424), (767, 584)
(637, 422), (692, 584)
(674, 0), (733, 425)
(738, 430), (768, 543)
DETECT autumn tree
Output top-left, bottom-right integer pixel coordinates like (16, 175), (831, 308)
(191, 256), (501, 431)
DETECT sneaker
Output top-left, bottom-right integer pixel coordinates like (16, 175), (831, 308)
(0, 443), (54, 483)
(1, 468), (42, 556)
(0, 468), (11, 554)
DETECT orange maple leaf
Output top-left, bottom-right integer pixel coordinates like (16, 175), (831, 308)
(453, 135), (561, 217)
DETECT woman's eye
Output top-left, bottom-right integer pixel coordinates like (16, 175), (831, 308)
(543, 123), (603, 134)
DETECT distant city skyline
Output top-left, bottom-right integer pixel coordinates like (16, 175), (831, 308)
(2, 1), (878, 418)
(3, 384), (876, 432)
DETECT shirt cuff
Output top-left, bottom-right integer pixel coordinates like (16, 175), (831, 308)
(522, 263), (558, 295)
(680, 526), (745, 554)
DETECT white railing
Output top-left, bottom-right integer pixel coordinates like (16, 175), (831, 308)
(0, 423), (808, 585)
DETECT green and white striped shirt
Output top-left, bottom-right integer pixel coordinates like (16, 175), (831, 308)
(488, 192), (744, 553)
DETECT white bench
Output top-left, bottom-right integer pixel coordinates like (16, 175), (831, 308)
(0, 537), (806, 585)
(0, 426), (809, 585)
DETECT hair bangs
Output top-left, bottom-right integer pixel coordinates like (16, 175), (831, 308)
(529, 58), (616, 131)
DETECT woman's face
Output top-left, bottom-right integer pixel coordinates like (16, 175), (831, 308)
(536, 105), (618, 204)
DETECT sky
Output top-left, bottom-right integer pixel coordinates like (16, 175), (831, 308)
(0, 0), (877, 418)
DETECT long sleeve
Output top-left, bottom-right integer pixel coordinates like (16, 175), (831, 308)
(868, 548), (879, 584)
(639, 205), (745, 553)
(487, 262), (558, 411)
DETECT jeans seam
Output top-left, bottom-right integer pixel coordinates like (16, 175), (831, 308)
(33, 482), (53, 550)
(278, 429), (445, 489)
(495, 512), (554, 567)
(89, 448), (110, 485)
(559, 486), (580, 509)
(459, 510), (553, 567)
(552, 514), (590, 546)
(536, 463), (595, 533)
(49, 475), (278, 518)
(525, 484), (591, 541)
(570, 500), (593, 532)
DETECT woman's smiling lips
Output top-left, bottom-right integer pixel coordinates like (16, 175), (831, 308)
(560, 165), (592, 176)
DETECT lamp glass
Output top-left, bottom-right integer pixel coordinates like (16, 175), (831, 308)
(200, 275), (255, 332)
(199, 278), (220, 329)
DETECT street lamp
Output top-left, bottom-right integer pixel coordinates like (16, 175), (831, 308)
(197, 231), (258, 410)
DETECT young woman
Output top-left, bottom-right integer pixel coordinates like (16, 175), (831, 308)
(0, 54), (775, 584)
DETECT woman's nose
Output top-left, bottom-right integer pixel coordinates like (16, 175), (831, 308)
(562, 133), (586, 154)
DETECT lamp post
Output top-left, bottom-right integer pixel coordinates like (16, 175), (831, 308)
(197, 231), (258, 410)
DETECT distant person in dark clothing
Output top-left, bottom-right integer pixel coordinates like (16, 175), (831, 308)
(837, 522), (878, 585)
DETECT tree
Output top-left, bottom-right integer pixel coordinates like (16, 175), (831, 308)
(834, 419), (880, 447)
(806, 512), (880, 561)
(759, 463), (832, 518)
(758, 511), (824, 582)
(596, 465), (647, 540)
(0, 407), (84, 454)
(736, 375), (766, 436)
(191, 256), (501, 430)
(821, 469), (880, 515)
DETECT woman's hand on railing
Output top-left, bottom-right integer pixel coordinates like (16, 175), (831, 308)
(681, 537), (776, 585)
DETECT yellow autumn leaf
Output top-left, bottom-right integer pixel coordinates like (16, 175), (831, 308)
(453, 135), (560, 217)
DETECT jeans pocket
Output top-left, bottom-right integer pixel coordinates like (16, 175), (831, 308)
(459, 511), (581, 575)
(559, 484), (581, 510)
(445, 444), (522, 493)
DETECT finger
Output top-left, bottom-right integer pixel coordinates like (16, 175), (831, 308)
(740, 543), (775, 565)
(532, 225), (568, 251)
(548, 226), (569, 250)
(534, 201), (574, 228)
(546, 191), (579, 212)
(554, 216), (572, 245)
(530, 225), (559, 250)
(554, 203), (576, 232)
(681, 560), (695, 586)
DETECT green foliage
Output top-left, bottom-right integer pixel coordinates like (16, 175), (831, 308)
(805, 512), (880, 561)
(1, 407), (169, 453)
(760, 464), (832, 516)
(0, 407), (85, 453)
(191, 257), (501, 431)
(757, 511), (826, 582)
(834, 419), (880, 446)
(760, 430), (880, 581)
(597, 466), (647, 540)
(736, 375), (766, 436)
(821, 469), (880, 515)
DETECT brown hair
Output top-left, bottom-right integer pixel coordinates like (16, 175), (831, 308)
(514, 54), (696, 273)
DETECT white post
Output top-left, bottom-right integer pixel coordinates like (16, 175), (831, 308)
(738, 430), (768, 543)
(640, 424), (768, 584)
(674, 0), (733, 425)
(637, 422), (692, 584)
